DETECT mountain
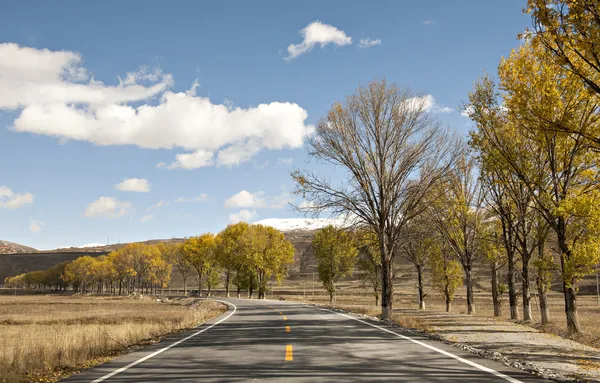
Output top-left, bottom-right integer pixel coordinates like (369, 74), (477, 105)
(0, 240), (37, 254)
(254, 217), (347, 232)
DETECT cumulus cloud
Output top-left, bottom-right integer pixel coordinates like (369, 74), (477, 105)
(84, 196), (132, 218)
(229, 209), (256, 223)
(1, 43), (314, 169)
(114, 178), (151, 192)
(30, 219), (45, 233)
(357, 38), (382, 48)
(401, 95), (453, 114)
(224, 189), (293, 209)
(286, 21), (352, 60)
(140, 214), (153, 223)
(167, 150), (214, 170)
(224, 190), (266, 209)
(0, 186), (34, 209)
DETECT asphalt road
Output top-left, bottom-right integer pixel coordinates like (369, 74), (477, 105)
(63, 298), (548, 382)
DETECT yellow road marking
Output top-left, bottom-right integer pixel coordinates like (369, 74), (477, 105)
(285, 345), (293, 361)
(286, 325), (291, 333)
(283, 316), (287, 320)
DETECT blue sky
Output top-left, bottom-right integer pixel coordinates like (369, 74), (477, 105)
(0, 1), (530, 250)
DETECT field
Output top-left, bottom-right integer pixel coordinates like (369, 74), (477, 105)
(0, 295), (226, 383)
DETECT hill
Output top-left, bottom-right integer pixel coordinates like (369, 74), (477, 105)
(0, 240), (37, 254)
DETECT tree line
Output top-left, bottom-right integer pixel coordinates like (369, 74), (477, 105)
(293, 0), (600, 334)
(4, 223), (295, 299)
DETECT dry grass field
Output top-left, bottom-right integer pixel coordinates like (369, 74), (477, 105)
(0, 295), (226, 383)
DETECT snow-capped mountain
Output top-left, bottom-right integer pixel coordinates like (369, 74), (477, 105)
(254, 217), (350, 232)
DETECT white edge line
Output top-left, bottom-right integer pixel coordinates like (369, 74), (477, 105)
(316, 307), (523, 383)
(90, 300), (237, 383)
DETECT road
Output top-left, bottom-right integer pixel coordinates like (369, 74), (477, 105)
(63, 298), (547, 382)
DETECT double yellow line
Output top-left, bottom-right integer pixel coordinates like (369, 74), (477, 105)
(270, 306), (293, 361)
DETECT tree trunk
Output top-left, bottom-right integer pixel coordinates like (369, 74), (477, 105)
(538, 285), (550, 325)
(491, 260), (502, 317)
(236, 285), (241, 298)
(445, 290), (452, 312)
(508, 251), (519, 320)
(225, 271), (230, 298)
(329, 292), (334, 304)
(557, 222), (582, 333)
(381, 247), (394, 319)
(522, 258), (533, 322)
(197, 270), (202, 297)
(183, 277), (187, 296)
(417, 265), (425, 310)
(464, 266), (475, 314)
(374, 293), (379, 307)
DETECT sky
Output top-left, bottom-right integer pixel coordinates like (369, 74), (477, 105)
(0, 0), (531, 250)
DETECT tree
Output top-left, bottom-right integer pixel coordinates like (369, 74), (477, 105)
(108, 249), (135, 295)
(467, 73), (538, 321)
(184, 234), (217, 296)
(215, 222), (251, 298)
(473, 39), (600, 333)
(528, 0), (600, 106)
(355, 229), (382, 306)
(164, 243), (192, 295)
(245, 224), (295, 299)
(293, 79), (460, 319)
(151, 252), (172, 295)
(480, 221), (507, 317)
(428, 152), (485, 314)
(429, 241), (463, 313)
(312, 225), (358, 303)
(401, 218), (433, 310)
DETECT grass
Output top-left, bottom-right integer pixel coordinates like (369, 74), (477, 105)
(0, 295), (226, 383)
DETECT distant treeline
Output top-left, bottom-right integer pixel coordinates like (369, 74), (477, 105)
(4, 223), (295, 298)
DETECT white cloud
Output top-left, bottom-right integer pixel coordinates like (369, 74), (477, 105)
(278, 157), (293, 165)
(402, 95), (453, 114)
(156, 162), (167, 169)
(224, 189), (293, 209)
(0, 186), (34, 209)
(140, 214), (153, 223)
(29, 219), (45, 233)
(286, 21), (352, 60)
(147, 200), (167, 211)
(2, 43), (314, 169)
(229, 209), (256, 223)
(224, 190), (266, 208)
(422, 20), (436, 25)
(357, 38), (382, 48)
(216, 140), (261, 167)
(114, 178), (151, 193)
(174, 194), (208, 203)
(167, 150), (214, 169)
(84, 196), (132, 218)
(461, 105), (475, 118)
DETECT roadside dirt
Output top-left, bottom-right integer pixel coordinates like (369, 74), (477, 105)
(394, 308), (600, 382)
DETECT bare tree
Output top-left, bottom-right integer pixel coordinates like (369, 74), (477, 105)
(292, 79), (460, 319)
(428, 152), (486, 314)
